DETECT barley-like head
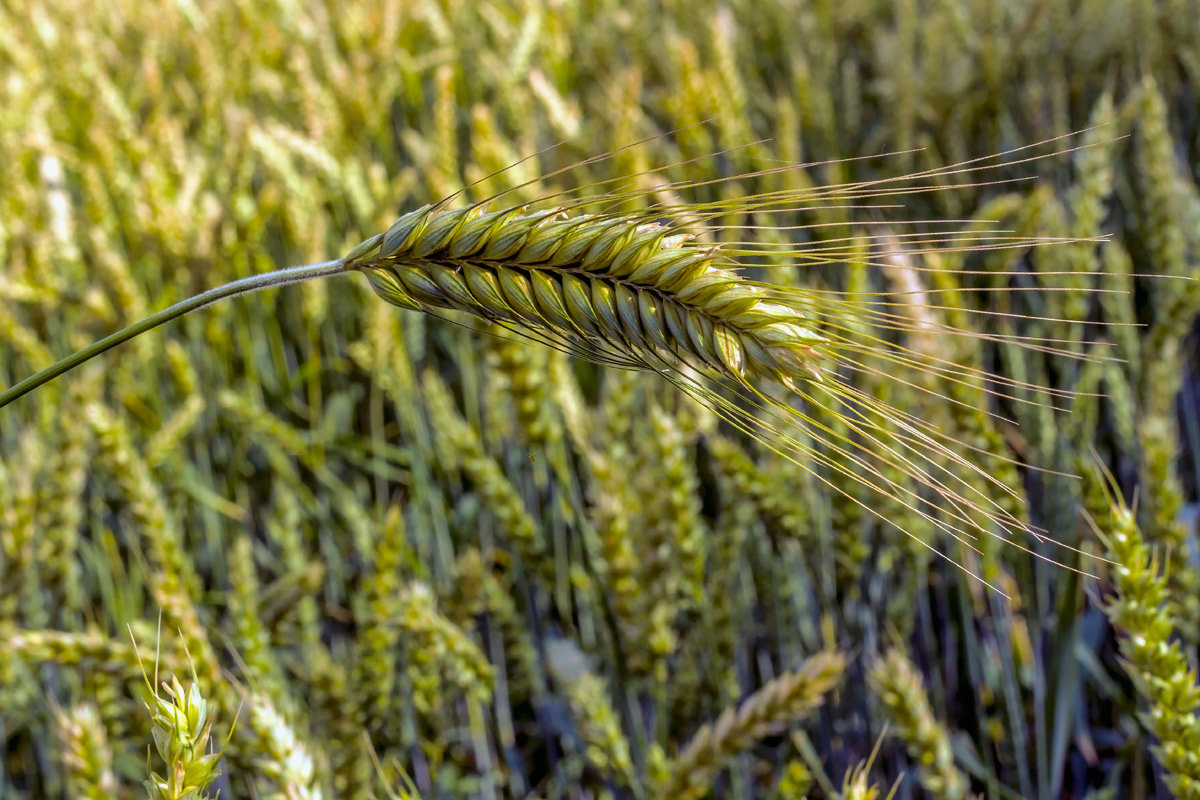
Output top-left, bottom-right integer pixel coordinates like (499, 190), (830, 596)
(346, 202), (828, 390)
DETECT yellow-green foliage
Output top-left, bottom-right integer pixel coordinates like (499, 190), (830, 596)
(3, 0), (1200, 799)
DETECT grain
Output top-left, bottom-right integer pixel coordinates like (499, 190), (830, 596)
(657, 650), (845, 800)
(0, 136), (1103, 581)
(344, 201), (827, 389)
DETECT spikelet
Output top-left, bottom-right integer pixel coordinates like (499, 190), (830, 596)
(345, 201), (828, 390)
(227, 536), (289, 704)
(351, 506), (409, 743)
(545, 639), (636, 788)
(3, 626), (179, 677)
(338, 138), (1102, 579)
(32, 384), (93, 625)
(488, 326), (563, 452)
(837, 761), (881, 800)
(394, 581), (494, 717)
(262, 484), (325, 654)
(0, 431), (42, 627)
(421, 370), (546, 566)
(144, 676), (225, 800)
(454, 549), (546, 703)
(301, 650), (364, 799)
(85, 403), (220, 690)
(643, 404), (708, 605)
(1140, 414), (1200, 643)
(247, 693), (325, 800)
(774, 760), (815, 800)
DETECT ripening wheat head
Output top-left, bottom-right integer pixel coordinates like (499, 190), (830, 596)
(344, 202), (826, 387)
(0, 133), (1102, 584)
(337, 136), (1101, 581)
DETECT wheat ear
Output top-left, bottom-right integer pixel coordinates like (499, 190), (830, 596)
(347, 202), (827, 380)
(0, 204), (821, 407)
(0, 138), (1107, 582)
(658, 650), (846, 800)
(343, 198), (1065, 579)
(0, 133), (1083, 411)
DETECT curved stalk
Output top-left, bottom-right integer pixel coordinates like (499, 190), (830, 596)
(0, 259), (347, 409)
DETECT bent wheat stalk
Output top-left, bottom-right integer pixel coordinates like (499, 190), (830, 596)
(0, 137), (1102, 583)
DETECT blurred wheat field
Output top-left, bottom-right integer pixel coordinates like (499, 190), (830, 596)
(1, 0), (1200, 799)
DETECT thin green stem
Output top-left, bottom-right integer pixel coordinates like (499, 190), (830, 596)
(0, 259), (348, 409)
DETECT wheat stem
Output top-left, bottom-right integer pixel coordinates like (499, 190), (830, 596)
(0, 259), (346, 409)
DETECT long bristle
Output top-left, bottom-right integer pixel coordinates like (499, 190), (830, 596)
(338, 132), (1117, 581)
